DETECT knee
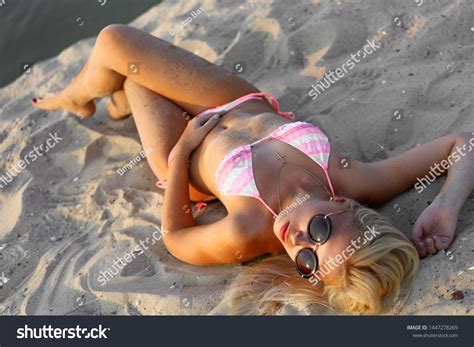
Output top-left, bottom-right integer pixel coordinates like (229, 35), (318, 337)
(123, 78), (150, 99)
(123, 77), (141, 92)
(96, 24), (130, 47)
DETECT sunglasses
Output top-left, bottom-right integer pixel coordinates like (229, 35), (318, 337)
(295, 207), (354, 278)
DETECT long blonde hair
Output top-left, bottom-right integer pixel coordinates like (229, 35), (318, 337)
(215, 201), (419, 315)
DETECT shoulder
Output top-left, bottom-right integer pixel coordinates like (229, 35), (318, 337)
(163, 203), (273, 266)
(224, 196), (279, 250)
(228, 201), (273, 240)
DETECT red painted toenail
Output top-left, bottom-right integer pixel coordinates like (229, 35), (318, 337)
(32, 98), (37, 103)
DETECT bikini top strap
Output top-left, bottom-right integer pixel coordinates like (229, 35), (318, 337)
(197, 92), (295, 120)
(257, 196), (279, 217)
(257, 93), (295, 120)
(323, 169), (337, 198)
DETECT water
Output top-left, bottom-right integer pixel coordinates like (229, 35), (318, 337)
(0, 0), (160, 87)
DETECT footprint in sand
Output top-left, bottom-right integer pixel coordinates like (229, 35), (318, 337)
(221, 25), (282, 79)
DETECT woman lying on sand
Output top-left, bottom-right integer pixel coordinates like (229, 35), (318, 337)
(32, 25), (474, 315)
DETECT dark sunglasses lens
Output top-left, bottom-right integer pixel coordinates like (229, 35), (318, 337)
(309, 216), (330, 243)
(296, 249), (317, 276)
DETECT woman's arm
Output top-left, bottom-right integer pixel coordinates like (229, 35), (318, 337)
(162, 214), (265, 265)
(430, 132), (474, 210)
(162, 146), (194, 232)
(350, 132), (474, 205)
(410, 132), (474, 256)
(161, 112), (220, 232)
(349, 131), (474, 256)
(161, 146), (264, 265)
(160, 112), (268, 265)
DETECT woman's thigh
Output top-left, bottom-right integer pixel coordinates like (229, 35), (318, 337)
(98, 24), (260, 116)
(123, 78), (213, 202)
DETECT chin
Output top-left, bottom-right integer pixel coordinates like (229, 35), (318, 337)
(272, 218), (281, 234)
(272, 216), (286, 235)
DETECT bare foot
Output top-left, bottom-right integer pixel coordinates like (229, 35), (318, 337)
(105, 90), (131, 120)
(32, 93), (96, 118)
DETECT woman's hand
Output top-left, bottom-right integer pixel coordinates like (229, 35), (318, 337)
(411, 199), (459, 257)
(175, 113), (221, 155)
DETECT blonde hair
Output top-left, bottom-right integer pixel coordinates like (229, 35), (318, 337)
(215, 201), (419, 315)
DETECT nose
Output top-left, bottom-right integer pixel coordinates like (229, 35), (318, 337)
(288, 228), (315, 248)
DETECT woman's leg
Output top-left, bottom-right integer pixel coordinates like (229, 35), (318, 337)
(106, 90), (131, 120)
(123, 78), (212, 202)
(33, 24), (259, 117)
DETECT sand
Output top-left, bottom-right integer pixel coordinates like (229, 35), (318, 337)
(0, 0), (472, 315)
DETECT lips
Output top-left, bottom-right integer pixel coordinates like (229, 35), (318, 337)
(279, 222), (290, 242)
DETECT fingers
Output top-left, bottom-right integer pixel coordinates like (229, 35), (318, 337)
(425, 237), (437, 254)
(415, 241), (427, 258)
(411, 224), (425, 257)
(201, 113), (220, 129)
(196, 112), (220, 125)
(432, 235), (447, 251)
(412, 220), (434, 257)
(414, 236), (447, 258)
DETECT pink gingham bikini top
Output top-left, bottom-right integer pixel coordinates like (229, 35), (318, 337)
(209, 93), (336, 217)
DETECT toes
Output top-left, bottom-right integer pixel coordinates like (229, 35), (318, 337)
(105, 100), (131, 120)
(32, 96), (96, 118)
(32, 98), (42, 108)
(32, 96), (60, 110)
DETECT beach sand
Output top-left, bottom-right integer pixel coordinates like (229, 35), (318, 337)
(0, 0), (472, 315)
